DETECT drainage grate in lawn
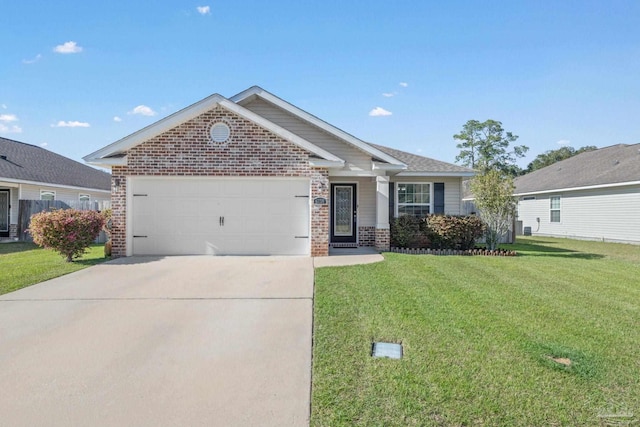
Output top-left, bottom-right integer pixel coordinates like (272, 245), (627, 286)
(371, 342), (403, 359)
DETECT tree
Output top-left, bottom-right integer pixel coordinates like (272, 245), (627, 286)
(454, 119), (528, 176)
(525, 145), (597, 173)
(28, 209), (105, 262)
(470, 170), (516, 251)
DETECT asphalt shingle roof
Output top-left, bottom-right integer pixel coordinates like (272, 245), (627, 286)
(0, 137), (111, 191)
(515, 143), (640, 194)
(370, 143), (475, 174)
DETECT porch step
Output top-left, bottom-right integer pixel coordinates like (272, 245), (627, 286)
(330, 243), (359, 248)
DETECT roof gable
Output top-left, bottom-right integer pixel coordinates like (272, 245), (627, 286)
(515, 143), (640, 194)
(230, 86), (405, 168)
(0, 137), (111, 191)
(84, 93), (343, 166)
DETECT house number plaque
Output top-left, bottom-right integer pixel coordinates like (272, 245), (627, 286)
(314, 197), (327, 205)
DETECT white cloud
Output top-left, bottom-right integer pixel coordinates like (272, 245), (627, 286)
(0, 113), (22, 133)
(128, 105), (157, 116)
(0, 114), (18, 122)
(0, 124), (22, 134)
(382, 92), (396, 98)
(53, 41), (83, 54)
(369, 107), (392, 117)
(40, 142), (48, 147)
(113, 116), (122, 122)
(197, 5), (211, 15)
(399, 82), (408, 87)
(556, 139), (571, 146)
(22, 54), (42, 64)
(51, 120), (90, 128)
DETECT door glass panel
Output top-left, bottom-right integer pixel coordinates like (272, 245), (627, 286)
(334, 186), (353, 236)
(0, 192), (8, 232)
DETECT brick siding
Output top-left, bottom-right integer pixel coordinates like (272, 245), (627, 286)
(110, 106), (329, 257)
(358, 226), (376, 247)
(375, 228), (390, 251)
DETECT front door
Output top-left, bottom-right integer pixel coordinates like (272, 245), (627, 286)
(0, 190), (9, 237)
(330, 184), (357, 244)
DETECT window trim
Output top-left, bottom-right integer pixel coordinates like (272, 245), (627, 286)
(40, 190), (56, 201)
(395, 182), (433, 217)
(550, 195), (561, 223)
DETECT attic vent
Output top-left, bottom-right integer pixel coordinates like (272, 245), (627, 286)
(210, 122), (231, 144)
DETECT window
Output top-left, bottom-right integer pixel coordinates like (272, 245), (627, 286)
(522, 196), (536, 201)
(396, 183), (431, 217)
(40, 190), (55, 201)
(550, 196), (561, 222)
(79, 194), (91, 202)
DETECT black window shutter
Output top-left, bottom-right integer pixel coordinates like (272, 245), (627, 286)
(434, 183), (445, 214)
(389, 182), (395, 222)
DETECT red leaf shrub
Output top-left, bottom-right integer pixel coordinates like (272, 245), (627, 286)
(28, 209), (105, 262)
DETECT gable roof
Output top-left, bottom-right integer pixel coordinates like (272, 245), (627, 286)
(0, 137), (111, 191)
(230, 86), (405, 169)
(515, 143), (640, 195)
(370, 143), (475, 176)
(84, 92), (344, 166)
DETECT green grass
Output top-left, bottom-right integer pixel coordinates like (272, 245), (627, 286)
(0, 242), (108, 295)
(311, 237), (640, 426)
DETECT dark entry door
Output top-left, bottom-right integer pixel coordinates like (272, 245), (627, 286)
(330, 184), (357, 243)
(0, 190), (9, 237)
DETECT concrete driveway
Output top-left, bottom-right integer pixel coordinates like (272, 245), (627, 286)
(0, 256), (314, 427)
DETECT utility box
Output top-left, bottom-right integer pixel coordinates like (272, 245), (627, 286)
(524, 226), (532, 236)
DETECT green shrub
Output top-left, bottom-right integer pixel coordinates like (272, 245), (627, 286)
(390, 215), (430, 248)
(391, 214), (485, 250)
(426, 215), (485, 250)
(28, 209), (105, 262)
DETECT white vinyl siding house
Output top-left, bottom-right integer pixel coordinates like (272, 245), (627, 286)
(0, 136), (112, 239)
(515, 143), (640, 244)
(518, 184), (640, 244)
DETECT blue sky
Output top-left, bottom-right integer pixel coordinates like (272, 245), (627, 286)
(2, 1), (639, 169)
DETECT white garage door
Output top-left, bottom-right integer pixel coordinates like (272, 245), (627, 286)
(130, 177), (310, 256)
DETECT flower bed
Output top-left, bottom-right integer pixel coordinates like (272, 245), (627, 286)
(390, 247), (517, 256)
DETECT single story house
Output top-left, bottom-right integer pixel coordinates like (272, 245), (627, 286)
(0, 137), (111, 240)
(84, 86), (474, 257)
(514, 143), (640, 244)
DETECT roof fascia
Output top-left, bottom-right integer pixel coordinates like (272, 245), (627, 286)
(0, 177), (111, 193)
(84, 92), (343, 164)
(230, 86), (406, 166)
(83, 94), (228, 162)
(514, 180), (640, 196)
(396, 171), (476, 177)
(219, 100), (343, 162)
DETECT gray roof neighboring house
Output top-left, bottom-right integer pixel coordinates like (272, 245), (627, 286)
(370, 143), (475, 175)
(514, 143), (640, 195)
(0, 137), (111, 191)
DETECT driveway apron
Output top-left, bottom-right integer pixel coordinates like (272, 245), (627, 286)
(0, 256), (314, 427)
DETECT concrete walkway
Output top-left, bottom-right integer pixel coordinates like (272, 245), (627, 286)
(313, 247), (385, 268)
(0, 256), (314, 427)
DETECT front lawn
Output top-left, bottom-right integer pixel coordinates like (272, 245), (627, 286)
(312, 237), (640, 426)
(0, 242), (108, 295)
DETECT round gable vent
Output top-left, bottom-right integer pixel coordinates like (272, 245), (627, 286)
(210, 122), (231, 143)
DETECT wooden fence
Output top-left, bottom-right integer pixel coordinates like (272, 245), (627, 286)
(17, 200), (111, 243)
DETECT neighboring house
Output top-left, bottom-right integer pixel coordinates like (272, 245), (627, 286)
(84, 86), (474, 257)
(0, 137), (111, 239)
(514, 143), (640, 244)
